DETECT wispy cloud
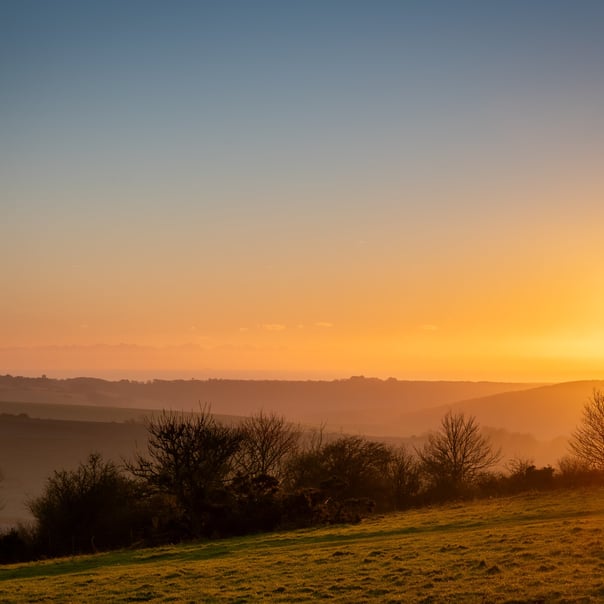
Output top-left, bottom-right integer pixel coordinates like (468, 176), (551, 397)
(262, 323), (286, 332)
(315, 322), (334, 328)
(419, 324), (438, 332)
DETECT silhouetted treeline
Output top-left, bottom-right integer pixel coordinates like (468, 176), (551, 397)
(1, 408), (603, 563)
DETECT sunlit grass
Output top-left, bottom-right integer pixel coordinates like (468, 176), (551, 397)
(2, 487), (604, 602)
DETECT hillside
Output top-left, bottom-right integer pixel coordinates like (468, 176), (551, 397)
(397, 380), (604, 440)
(0, 414), (148, 530)
(0, 375), (540, 432)
(0, 406), (569, 531)
(0, 375), (592, 529)
(1, 487), (603, 602)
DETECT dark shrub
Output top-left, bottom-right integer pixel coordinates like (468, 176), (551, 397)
(0, 526), (36, 563)
(127, 409), (243, 539)
(29, 453), (142, 556)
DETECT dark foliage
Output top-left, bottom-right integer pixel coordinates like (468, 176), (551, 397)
(557, 455), (604, 488)
(6, 405), (604, 563)
(28, 453), (144, 556)
(286, 435), (392, 510)
(0, 526), (37, 564)
(280, 488), (325, 528)
(227, 473), (282, 534)
(126, 408), (244, 538)
(505, 458), (555, 493)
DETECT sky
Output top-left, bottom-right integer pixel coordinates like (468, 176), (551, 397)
(1, 0), (604, 382)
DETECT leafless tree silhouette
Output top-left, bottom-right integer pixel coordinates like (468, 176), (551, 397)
(418, 410), (501, 493)
(235, 411), (301, 480)
(387, 446), (421, 509)
(570, 389), (604, 470)
(127, 407), (243, 536)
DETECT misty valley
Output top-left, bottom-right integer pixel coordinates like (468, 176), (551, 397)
(1, 375), (604, 603)
(0, 375), (589, 530)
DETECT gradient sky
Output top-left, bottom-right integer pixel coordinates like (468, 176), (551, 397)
(2, 0), (604, 381)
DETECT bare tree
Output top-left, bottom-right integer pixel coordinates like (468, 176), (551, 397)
(570, 390), (604, 470)
(387, 445), (421, 509)
(417, 411), (501, 494)
(557, 454), (598, 488)
(127, 408), (243, 536)
(235, 411), (301, 480)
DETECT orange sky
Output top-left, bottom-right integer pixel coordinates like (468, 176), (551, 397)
(2, 2), (604, 382)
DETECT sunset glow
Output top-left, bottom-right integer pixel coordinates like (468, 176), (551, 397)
(2, 1), (604, 382)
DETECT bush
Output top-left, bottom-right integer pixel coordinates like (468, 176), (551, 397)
(557, 455), (604, 488)
(228, 473), (282, 535)
(0, 525), (37, 563)
(29, 453), (142, 556)
(127, 409), (243, 538)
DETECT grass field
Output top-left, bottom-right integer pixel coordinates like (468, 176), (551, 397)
(1, 487), (603, 603)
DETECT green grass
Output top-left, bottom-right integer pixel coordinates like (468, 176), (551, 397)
(2, 487), (604, 602)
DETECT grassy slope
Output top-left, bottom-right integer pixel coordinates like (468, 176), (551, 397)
(1, 488), (604, 603)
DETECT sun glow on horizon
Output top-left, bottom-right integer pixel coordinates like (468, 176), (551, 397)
(2, 2), (603, 383)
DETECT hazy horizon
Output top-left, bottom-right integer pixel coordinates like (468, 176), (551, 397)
(0, 345), (600, 384)
(0, 363), (589, 386)
(3, 1), (604, 383)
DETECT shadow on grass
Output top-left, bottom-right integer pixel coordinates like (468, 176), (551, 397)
(0, 493), (597, 583)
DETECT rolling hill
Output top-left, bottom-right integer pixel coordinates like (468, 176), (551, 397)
(0, 374), (541, 430)
(1, 375), (597, 529)
(2, 487), (603, 602)
(397, 380), (604, 440)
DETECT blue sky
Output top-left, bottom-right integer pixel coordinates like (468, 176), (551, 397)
(2, 1), (604, 380)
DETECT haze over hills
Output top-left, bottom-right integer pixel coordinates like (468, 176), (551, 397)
(1, 374), (598, 530)
(0, 414), (149, 530)
(2, 374), (597, 438)
(1, 375), (596, 440)
(397, 381), (604, 440)
(0, 375), (541, 428)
